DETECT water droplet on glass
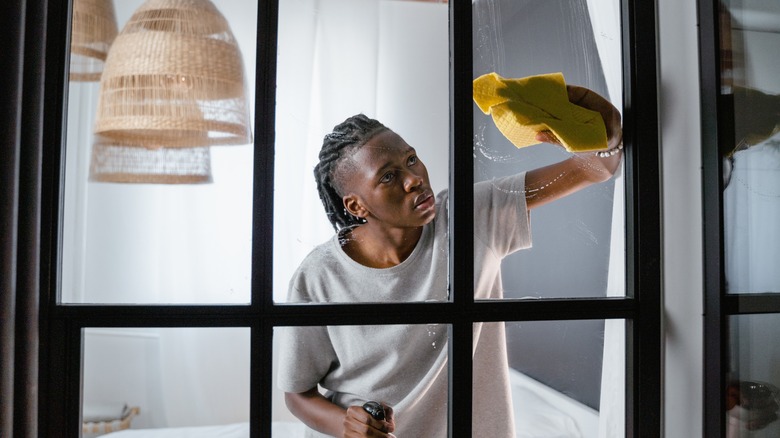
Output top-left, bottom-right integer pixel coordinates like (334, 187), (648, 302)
(427, 324), (439, 349)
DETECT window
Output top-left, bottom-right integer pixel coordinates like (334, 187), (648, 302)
(700, 1), (780, 436)
(40, 0), (661, 436)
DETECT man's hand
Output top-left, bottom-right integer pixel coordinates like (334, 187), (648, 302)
(343, 403), (396, 437)
(526, 85), (623, 210)
(536, 85), (622, 153)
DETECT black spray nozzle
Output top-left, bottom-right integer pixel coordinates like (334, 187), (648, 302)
(362, 401), (385, 421)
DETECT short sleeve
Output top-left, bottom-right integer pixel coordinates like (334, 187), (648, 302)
(473, 172), (532, 257)
(276, 325), (339, 393)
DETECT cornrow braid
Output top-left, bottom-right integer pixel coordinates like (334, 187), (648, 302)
(314, 114), (387, 231)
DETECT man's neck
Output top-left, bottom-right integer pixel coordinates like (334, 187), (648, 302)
(340, 225), (424, 268)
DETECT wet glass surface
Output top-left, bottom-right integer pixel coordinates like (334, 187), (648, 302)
(472, 0), (625, 300)
(720, 1), (780, 295)
(61, 0), (257, 304)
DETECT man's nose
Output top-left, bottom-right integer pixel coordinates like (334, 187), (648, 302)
(403, 171), (424, 192)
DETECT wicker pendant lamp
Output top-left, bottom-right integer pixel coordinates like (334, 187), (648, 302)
(89, 101), (213, 183)
(89, 137), (213, 184)
(93, 0), (253, 149)
(70, 0), (119, 81)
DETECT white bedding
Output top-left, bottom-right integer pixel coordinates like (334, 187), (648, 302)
(101, 421), (305, 437)
(511, 371), (597, 438)
(102, 422), (250, 437)
(102, 370), (598, 438)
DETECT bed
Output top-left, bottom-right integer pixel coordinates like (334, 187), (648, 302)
(99, 421), (300, 437)
(100, 369), (599, 438)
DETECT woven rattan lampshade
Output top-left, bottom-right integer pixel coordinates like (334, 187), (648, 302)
(70, 0), (119, 81)
(94, 0), (253, 148)
(89, 136), (213, 184)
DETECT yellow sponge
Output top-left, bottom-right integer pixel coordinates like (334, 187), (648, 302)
(473, 72), (608, 153)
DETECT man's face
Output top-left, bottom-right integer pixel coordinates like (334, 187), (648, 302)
(341, 130), (436, 230)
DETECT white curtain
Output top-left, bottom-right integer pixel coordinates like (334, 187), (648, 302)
(272, 0), (450, 302)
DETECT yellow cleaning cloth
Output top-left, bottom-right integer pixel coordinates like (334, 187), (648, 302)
(473, 72), (608, 153)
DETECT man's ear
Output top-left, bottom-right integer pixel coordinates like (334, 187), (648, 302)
(343, 194), (368, 219)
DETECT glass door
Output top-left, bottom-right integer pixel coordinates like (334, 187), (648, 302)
(701, 0), (780, 436)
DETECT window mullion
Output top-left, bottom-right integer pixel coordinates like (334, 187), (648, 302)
(448, 1), (474, 437)
(623, 0), (662, 435)
(254, 0), (279, 313)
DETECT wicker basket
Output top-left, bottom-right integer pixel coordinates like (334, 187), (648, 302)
(82, 406), (140, 438)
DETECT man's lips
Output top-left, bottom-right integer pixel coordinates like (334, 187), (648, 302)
(414, 191), (434, 210)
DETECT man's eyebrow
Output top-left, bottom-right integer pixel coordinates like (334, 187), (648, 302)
(371, 146), (416, 177)
(372, 159), (394, 178)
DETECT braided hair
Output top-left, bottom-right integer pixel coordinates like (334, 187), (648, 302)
(314, 114), (388, 231)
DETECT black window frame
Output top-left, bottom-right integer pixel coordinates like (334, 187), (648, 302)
(36, 0), (662, 436)
(698, 1), (780, 436)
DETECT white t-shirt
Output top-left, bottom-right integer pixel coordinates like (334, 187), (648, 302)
(277, 173), (532, 437)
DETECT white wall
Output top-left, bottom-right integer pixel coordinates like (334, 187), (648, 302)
(82, 327), (251, 429)
(658, 0), (704, 436)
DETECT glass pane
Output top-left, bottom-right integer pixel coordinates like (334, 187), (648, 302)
(272, 0), (450, 303)
(472, 0), (625, 299)
(273, 324), (450, 436)
(727, 314), (780, 436)
(474, 320), (624, 437)
(81, 327), (249, 436)
(61, 0), (257, 304)
(720, 1), (780, 295)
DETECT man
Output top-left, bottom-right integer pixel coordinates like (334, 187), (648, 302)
(277, 84), (622, 438)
